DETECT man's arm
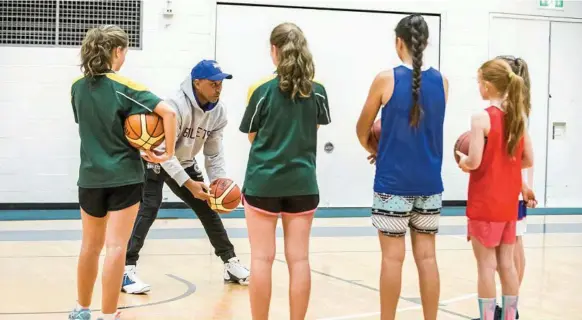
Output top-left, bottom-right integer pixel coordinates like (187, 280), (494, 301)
(203, 119), (227, 183)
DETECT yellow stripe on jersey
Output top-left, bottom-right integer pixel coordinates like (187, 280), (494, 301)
(71, 75), (84, 86)
(106, 73), (149, 91)
(246, 74), (277, 105)
(71, 75), (85, 101)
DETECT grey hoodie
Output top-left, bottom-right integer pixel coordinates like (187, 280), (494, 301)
(157, 76), (228, 186)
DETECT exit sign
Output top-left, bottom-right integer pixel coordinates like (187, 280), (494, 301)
(539, 0), (564, 10)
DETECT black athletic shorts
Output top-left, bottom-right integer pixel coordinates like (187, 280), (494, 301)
(78, 183), (143, 218)
(243, 194), (319, 215)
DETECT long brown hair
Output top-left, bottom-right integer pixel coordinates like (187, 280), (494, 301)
(496, 55), (531, 116)
(270, 22), (315, 99)
(80, 25), (129, 78)
(480, 59), (526, 156)
(394, 14), (429, 128)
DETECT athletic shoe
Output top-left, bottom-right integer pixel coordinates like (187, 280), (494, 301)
(224, 257), (250, 285)
(121, 265), (151, 294)
(68, 308), (91, 320)
(95, 311), (121, 320)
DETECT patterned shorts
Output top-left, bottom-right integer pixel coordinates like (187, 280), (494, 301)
(371, 193), (442, 237)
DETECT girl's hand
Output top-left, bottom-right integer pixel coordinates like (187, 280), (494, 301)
(367, 154), (376, 165)
(456, 151), (471, 173)
(141, 149), (172, 164)
(521, 185), (538, 208)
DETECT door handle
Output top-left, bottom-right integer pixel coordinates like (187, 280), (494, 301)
(324, 142), (334, 153)
(552, 122), (566, 140)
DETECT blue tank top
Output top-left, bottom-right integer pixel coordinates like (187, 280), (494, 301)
(374, 65), (446, 196)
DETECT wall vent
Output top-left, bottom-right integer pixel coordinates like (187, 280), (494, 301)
(0, 0), (142, 48)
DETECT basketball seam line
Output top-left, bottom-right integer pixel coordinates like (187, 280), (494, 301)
(125, 116), (143, 147)
(149, 115), (163, 146)
(217, 182), (236, 203)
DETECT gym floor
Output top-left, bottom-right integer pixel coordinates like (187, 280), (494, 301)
(0, 215), (580, 319)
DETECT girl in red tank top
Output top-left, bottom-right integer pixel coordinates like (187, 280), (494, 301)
(456, 59), (534, 320)
(467, 106), (524, 222)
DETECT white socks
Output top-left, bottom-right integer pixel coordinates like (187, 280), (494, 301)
(100, 311), (120, 320)
(75, 302), (89, 311)
(73, 301), (119, 319)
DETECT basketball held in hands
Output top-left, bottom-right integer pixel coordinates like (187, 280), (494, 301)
(454, 131), (470, 164)
(124, 113), (165, 151)
(207, 178), (242, 214)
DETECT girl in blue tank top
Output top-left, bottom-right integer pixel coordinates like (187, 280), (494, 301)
(356, 14), (448, 320)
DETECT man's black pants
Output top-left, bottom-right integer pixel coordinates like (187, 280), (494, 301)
(126, 161), (236, 265)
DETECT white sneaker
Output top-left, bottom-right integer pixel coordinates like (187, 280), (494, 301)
(224, 257), (250, 285)
(121, 265), (151, 294)
(96, 311), (121, 320)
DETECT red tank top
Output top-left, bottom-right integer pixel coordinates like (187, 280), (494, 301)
(466, 106), (524, 222)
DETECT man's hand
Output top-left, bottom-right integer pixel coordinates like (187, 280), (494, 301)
(185, 180), (211, 201)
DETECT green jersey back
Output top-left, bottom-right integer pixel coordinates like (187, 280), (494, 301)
(71, 71), (162, 188)
(239, 75), (331, 197)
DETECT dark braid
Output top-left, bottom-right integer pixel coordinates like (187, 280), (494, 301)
(395, 14), (429, 128)
(409, 19), (427, 127)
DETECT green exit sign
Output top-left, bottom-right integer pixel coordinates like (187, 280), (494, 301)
(539, 0), (564, 10)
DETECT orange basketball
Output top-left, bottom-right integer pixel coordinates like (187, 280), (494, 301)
(124, 113), (165, 151)
(207, 178), (241, 214)
(368, 119), (381, 153)
(454, 131), (471, 163)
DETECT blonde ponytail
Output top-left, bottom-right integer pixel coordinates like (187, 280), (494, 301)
(479, 59), (526, 156)
(270, 22), (315, 99)
(504, 72), (526, 156)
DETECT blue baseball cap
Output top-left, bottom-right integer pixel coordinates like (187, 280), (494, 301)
(191, 60), (233, 81)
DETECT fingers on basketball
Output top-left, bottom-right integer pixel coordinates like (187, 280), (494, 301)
(368, 119), (382, 153)
(124, 113), (165, 151)
(206, 178), (241, 214)
(454, 131), (471, 164)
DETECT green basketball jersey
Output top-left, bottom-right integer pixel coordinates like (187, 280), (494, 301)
(71, 71), (162, 188)
(239, 75), (331, 197)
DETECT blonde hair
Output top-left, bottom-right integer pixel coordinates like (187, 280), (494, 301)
(480, 59), (526, 156)
(270, 22), (315, 99)
(496, 56), (531, 117)
(80, 25), (129, 78)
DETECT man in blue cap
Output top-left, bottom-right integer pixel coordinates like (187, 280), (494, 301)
(122, 60), (250, 294)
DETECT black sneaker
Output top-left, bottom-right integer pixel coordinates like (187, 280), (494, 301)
(471, 305), (502, 320)
(516, 309), (519, 319)
(495, 305), (502, 319)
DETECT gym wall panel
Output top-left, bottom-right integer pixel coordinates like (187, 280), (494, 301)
(214, 4), (441, 207)
(1, 0), (582, 210)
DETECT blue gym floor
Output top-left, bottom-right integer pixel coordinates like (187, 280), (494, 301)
(0, 206), (581, 221)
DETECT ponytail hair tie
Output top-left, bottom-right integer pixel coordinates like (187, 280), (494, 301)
(509, 72), (516, 79)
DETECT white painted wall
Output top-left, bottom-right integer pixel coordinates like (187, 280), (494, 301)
(0, 0), (581, 206)
(545, 20), (582, 207)
(0, 0), (215, 203)
(488, 15), (551, 206)
(215, 4), (442, 208)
